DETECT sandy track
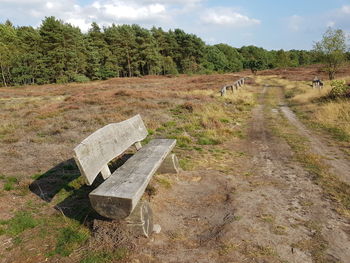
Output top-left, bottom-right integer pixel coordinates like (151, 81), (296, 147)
(241, 86), (350, 262)
(280, 105), (350, 185)
(128, 84), (350, 263)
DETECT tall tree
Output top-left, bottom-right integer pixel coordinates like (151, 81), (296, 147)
(314, 28), (348, 80)
(86, 22), (117, 80)
(132, 25), (161, 75)
(203, 46), (229, 72)
(275, 49), (291, 69)
(0, 21), (18, 86)
(105, 24), (137, 77)
(239, 45), (269, 72)
(39, 17), (86, 83)
(14, 26), (43, 85)
(215, 44), (243, 72)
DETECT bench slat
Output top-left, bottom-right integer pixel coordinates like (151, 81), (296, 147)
(89, 139), (176, 219)
(73, 114), (148, 185)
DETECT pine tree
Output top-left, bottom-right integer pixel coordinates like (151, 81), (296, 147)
(0, 21), (18, 86)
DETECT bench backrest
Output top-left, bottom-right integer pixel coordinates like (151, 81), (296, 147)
(73, 114), (148, 185)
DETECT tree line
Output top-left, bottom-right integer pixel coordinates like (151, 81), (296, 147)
(0, 17), (328, 87)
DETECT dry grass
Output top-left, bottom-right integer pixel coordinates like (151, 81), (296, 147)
(258, 75), (350, 143)
(0, 73), (254, 263)
(313, 100), (350, 136)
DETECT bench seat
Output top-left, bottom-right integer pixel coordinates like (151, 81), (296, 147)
(89, 139), (176, 219)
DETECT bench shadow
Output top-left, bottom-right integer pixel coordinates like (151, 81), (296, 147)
(29, 154), (133, 225)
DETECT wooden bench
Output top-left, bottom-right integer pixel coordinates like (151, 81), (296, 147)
(73, 114), (179, 237)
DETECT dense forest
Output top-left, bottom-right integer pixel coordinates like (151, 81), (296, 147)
(0, 17), (321, 87)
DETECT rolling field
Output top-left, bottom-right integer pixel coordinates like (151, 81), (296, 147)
(0, 67), (349, 263)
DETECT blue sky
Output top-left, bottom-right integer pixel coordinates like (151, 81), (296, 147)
(1, 0), (349, 50)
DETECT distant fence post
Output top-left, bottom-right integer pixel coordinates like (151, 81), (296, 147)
(220, 86), (227, 96)
(219, 77), (246, 97)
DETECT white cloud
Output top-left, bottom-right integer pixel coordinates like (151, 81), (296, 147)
(200, 8), (260, 27)
(100, 2), (166, 21)
(0, 0), (173, 31)
(340, 5), (350, 14)
(45, 2), (53, 9)
(325, 5), (350, 29)
(66, 18), (91, 32)
(288, 15), (303, 32)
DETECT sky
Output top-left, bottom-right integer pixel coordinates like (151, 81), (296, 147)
(0, 0), (350, 50)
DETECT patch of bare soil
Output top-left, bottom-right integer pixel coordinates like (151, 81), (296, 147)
(131, 170), (237, 263)
(127, 84), (350, 263)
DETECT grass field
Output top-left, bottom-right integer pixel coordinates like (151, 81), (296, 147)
(1, 66), (349, 263)
(0, 72), (256, 263)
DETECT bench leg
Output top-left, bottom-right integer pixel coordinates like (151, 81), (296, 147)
(125, 200), (154, 238)
(157, 153), (179, 174)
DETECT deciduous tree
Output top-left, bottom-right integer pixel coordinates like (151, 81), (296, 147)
(314, 28), (348, 80)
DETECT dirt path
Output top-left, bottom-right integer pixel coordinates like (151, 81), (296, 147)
(129, 84), (350, 263)
(280, 106), (350, 185)
(240, 85), (350, 262)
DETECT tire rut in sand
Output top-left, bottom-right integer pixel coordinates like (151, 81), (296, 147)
(230, 85), (350, 263)
(129, 84), (350, 263)
(280, 105), (350, 185)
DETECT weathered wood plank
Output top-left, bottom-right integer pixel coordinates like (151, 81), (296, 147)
(89, 139), (176, 219)
(73, 114), (148, 185)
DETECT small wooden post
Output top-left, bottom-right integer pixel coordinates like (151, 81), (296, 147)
(220, 86), (227, 96)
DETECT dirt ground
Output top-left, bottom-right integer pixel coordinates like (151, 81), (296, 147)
(0, 66), (349, 263)
(127, 82), (350, 263)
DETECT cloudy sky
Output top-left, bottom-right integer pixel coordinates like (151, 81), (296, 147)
(1, 0), (349, 50)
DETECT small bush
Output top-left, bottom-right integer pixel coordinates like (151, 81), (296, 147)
(73, 74), (90, 83)
(329, 80), (349, 98)
(56, 76), (69, 84)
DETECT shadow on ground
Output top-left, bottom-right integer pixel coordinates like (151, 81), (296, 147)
(29, 154), (133, 224)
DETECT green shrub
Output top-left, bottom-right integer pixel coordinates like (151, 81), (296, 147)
(73, 74), (90, 83)
(329, 80), (349, 98)
(56, 76), (69, 84)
